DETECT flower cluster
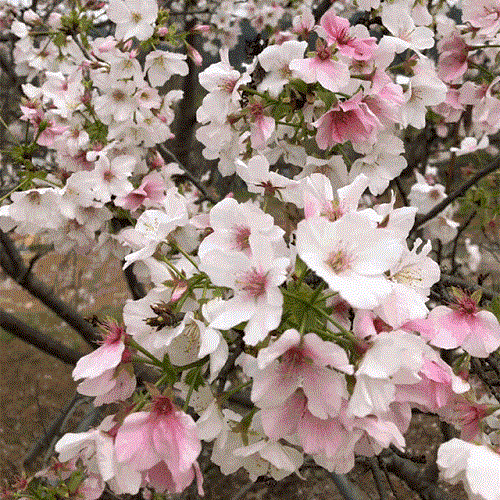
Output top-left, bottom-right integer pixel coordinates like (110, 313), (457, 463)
(3, 0), (500, 499)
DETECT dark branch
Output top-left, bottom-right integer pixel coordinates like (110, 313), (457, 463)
(157, 143), (219, 205)
(329, 473), (372, 500)
(412, 158), (500, 232)
(123, 264), (147, 300)
(0, 230), (100, 347)
(380, 449), (455, 500)
(0, 308), (83, 365)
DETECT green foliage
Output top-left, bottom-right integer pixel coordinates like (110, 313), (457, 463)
(185, 365), (205, 390)
(489, 295), (500, 322)
(458, 171), (500, 230)
(84, 119), (108, 145)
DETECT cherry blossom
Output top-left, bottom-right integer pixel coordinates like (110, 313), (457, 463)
(408, 289), (500, 357)
(115, 394), (203, 495)
(289, 40), (350, 93)
(199, 235), (289, 345)
(438, 439), (500, 500)
(296, 212), (404, 309)
(107, 0), (158, 41)
(314, 94), (382, 149)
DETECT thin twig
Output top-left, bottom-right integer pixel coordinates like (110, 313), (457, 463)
(23, 393), (84, 470)
(232, 482), (257, 500)
(330, 473), (372, 500)
(368, 457), (389, 500)
(412, 158), (500, 232)
(451, 210), (477, 274)
(157, 143), (219, 204)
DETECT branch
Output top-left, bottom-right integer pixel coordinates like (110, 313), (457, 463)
(172, 23), (200, 171)
(0, 308), (83, 365)
(451, 210), (476, 274)
(329, 473), (372, 500)
(368, 457), (389, 500)
(380, 449), (455, 500)
(438, 274), (494, 301)
(123, 264), (146, 300)
(157, 143), (219, 204)
(412, 158), (500, 232)
(23, 393), (86, 471)
(0, 230), (100, 347)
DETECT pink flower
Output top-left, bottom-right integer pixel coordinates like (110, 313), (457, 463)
(115, 394), (203, 495)
(463, 0), (500, 36)
(319, 11), (376, 61)
(115, 172), (166, 211)
(440, 396), (489, 442)
(289, 40), (350, 93)
(248, 101), (275, 149)
(261, 391), (351, 459)
(313, 94), (381, 149)
(438, 33), (469, 82)
(396, 356), (469, 413)
(252, 329), (353, 418)
(407, 289), (500, 357)
(72, 320), (126, 381)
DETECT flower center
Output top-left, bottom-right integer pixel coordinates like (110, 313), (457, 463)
(458, 296), (478, 315)
(322, 200), (344, 222)
(238, 268), (269, 298)
(317, 44), (331, 61)
(233, 225), (251, 251)
(112, 89), (126, 102)
(131, 11), (142, 24)
(146, 301), (184, 330)
(392, 268), (423, 287)
(326, 247), (352, 273)
(151, 395), (175, 416)
(220, 78), (237, 94)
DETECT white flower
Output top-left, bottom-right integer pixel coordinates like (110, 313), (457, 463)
(198, 197), (285, 259)
(257, 40), (308, 97)
(296, 212), (404, 309)
(438, 439), (500, 500)
(145, 51), (189, 87)
(197, 48), (251, 123)
(399, 61), (448, 129)
(374, 240), (441, 328)
(350, 134), (407, 196)
(199, 236), (289, 345)
(380, 3), (434, 55)
(348, 330), (428, 417)
(120, 187), (189, 268)
(408, 172), (447, 214)
(107, 0), (158, 41)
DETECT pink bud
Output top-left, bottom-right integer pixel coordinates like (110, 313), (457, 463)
(191, 24), (210, 33)
(186, 43), (203, 66)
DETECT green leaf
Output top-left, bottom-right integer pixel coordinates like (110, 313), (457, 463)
(84, 120), (108, 144)
(489, 295), (500, 322)
(185, 366), (205, 390)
